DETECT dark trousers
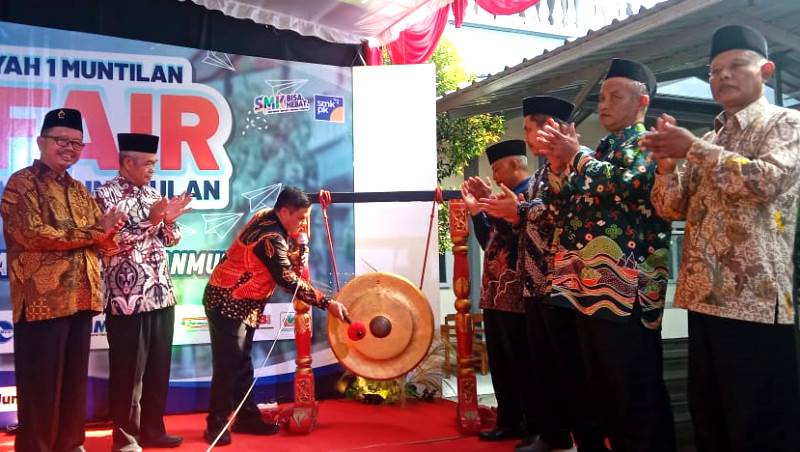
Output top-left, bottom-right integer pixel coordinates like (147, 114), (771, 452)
(483, 308), (534, 432)
(205, 307), (262, 431)
(688, 312), (800, 452)
(575, 312), (676, 452)
(14, 311), (93, 452)
(526, 301), (605, 448)
(106, 307), (175, 449)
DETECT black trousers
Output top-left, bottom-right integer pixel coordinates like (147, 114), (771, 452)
(526, 301), (605, 448)
(575, 312), (676, 452)
(106, 306), (175, 448)
(688, 312), (800, 452)
(14, 311), (93, 452)
(483, 308), (535, 432)
(205, 307), (263, 431)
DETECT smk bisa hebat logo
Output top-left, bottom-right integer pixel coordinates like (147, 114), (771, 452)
(253, 80), (310, 115)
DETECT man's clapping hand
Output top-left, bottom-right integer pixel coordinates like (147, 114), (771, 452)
(150, 192), (193, 224)
(100, 206), (128, 234)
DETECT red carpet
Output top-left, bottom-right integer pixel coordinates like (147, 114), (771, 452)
(0, 399), (518, 451)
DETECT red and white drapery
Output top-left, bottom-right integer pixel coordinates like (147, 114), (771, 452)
(184, 0), (541, 66)
(388, 0), (454, 65)
(475, 0), (541, 16)
(365, 0), (540, 65)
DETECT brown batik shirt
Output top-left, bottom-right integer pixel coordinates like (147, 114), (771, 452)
(1, 160), (114, 322)
(652, 97), (800, 325)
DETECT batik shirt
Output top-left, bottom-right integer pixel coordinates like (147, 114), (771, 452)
(652, 97), (800, 325)
(515, 166), (556, 300)
(95, 176), (181, 315)
(204, 209), (330, 328)
(550, 123), (671, 329)
(795, 207), (800, 309)
(472, 177), (530, 313)
(1, 160), (112, 322)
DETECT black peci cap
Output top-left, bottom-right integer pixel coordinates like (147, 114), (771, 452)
(486, 139), (526, 164)
(40, 108), (83, 134)
(710, 25), (768, 62)
(117, 133), (159, 154)
(522, 96), (575, 122)
(604, 58), (657, 97)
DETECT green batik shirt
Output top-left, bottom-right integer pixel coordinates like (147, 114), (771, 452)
(549, 122), (671, 329)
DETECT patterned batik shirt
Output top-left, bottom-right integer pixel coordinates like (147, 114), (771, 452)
(1, 160), (113, 322)
(472, 177), (531, 313)
(94, 176), (181, 315)
(792, 206), (800, 309)
(652, 97), (800, 325)
(794, 203), (800, 311)
(550, 123), (672, 329)
(516, 165), (559, 301)
(203, 209), (331, 328)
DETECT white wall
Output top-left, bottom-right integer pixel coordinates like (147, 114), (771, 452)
(352, 64), (441, 324)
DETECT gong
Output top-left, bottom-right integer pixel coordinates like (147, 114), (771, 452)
(327, 272), (434, 380)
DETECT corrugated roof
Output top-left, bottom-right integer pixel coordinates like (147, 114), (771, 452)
(437, 0), (800, 118)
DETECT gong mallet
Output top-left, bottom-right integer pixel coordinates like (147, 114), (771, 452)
(343, 312), (367, 341)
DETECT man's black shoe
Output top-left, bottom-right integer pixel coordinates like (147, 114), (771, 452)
(139, 434), (183, 448)
(575, 434), (610, 452)
(478, 427), (522, 441)
(203, 428), (231, 446)
(515, 434), (538, 449)
(516, 437), (574, 452)
(231, 419), (280, 435)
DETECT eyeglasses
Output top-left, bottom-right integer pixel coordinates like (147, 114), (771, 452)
(42, 135), (86, 151)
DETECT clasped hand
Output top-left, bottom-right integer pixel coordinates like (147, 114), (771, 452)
(639, 113), (699, 174)
(460, 176), (492, 215)
(476, 184), (524, 224)
(99, 206), (128, 234)
(537, 118), (580, 171)
(149, 191), (193, 224)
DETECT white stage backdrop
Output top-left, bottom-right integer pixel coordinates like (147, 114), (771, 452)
(352, 64), (440, 325)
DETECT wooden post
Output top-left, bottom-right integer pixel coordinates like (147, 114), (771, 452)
(448, 199), (481, 433)
(289, 211), (318, 433)
(288, 298), (318, 433)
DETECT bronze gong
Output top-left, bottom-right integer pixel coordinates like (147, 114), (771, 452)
(327, 272), (434, 380)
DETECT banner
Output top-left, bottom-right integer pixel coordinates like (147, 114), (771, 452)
(0, 20), (354, 423)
